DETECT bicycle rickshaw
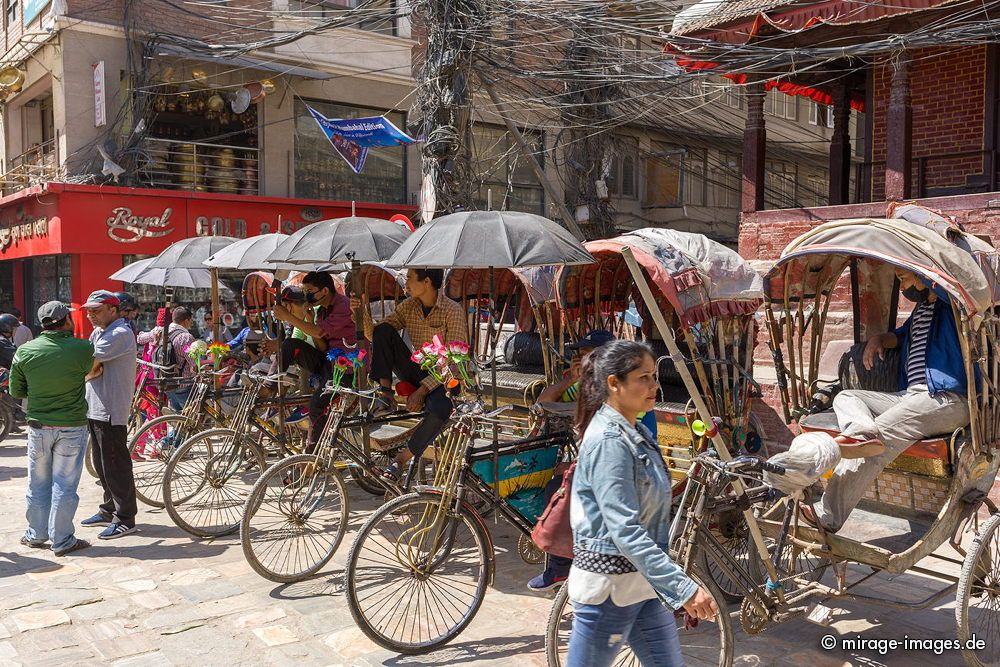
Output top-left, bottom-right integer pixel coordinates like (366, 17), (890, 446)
(545, 211), (999, 667)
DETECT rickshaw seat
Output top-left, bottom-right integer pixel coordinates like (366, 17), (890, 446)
(799, 410), (954, 476)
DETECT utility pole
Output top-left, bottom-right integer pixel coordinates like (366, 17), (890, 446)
(412, 0), (483, 219)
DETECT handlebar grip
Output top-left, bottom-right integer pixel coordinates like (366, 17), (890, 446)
(760, 460), (786, 476)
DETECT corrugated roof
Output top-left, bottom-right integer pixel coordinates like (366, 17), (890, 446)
(671, 0), (793, 36)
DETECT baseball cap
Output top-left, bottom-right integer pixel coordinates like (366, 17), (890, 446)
(280, 285), (308, 303)
(37, 301), (73, 326)
(567, 329), (616, 351)
(82, 290), (121, 308)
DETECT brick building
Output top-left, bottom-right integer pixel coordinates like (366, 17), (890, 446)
(669, 0), (1000, 443)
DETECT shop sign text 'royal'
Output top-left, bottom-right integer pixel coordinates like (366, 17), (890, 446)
(106, 207), (175, 243)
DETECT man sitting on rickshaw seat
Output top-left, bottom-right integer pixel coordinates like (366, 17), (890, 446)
(353, 268), (468, 482)
(804, 269), (971, 534)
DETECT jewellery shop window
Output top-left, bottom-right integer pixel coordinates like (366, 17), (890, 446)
(293, 99), (407, 204)
(28, 255), (71, 330)
(139, 80), (262, 195)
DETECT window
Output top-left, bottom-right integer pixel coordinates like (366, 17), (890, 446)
(800, 168), (830, 207)
(293, 99), (407, 204)
(707, 77), (744, 110)
(809, 102), (834, 129)
(684, 148), (707, 206)
(606, 139), (638, 199)
(286, 0), (396, 34)
(764, 89), (797, 120)
(471, 123), (545, 214)
(27, 255), (70, 331)
(643, 144), (684, 208)
(710, 153), (741, 208)
(5, 0), (16, 28)
(765, 160), (797, 209)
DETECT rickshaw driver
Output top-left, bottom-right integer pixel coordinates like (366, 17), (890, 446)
(805, 268), (972, 533)
(352, 268), (469, 482)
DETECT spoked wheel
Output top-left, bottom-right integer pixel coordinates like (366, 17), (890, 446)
(162, 428), (266, 538)
(0, 401), (13, 444)
(699, 508), (765, 602)
(957, 511), (1000, 666)
(545, 566), (733, 667)
(85, 435), (99, 478)
(345, 491), (493, 654)
(130, 414), (202, 508)
(240, 454), (350, 583)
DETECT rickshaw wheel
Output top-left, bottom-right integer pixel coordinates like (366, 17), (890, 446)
(699, 507), (765, 603)
(518, 533), (545, 565)
(956, 511), (1000, 666)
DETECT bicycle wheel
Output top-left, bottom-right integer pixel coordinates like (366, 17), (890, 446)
(240, 454), (350, 583)
(956, 511), (1000, 667)
(85, 435), (99, 478)
(345, 492), (493, 654)
(129, 414), (200, 508)
(336, 427), (395, 496)
(162, 428), (266, 538)
(545, 566), (733, 667)
(0, 401), (12, 444)
(699, 508), (765, 603)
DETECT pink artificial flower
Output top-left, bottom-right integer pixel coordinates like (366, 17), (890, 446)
(411, 351), (425, 364)
(448, 341), (470, 356)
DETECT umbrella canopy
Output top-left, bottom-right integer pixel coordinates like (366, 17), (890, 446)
(204, 233), (289, 270)
(385, 211), (594, 269)
(109, 258), (213, 289)
(149, 236), (240, 270)
(266, 216), (410, 266)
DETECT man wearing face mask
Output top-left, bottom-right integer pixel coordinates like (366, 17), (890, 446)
(804, 269), (971, 534)
(273, 272), (355, 450)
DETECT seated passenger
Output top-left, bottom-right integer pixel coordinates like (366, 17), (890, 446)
(353, 268), (468, 481)
(805, 269), (971, 533)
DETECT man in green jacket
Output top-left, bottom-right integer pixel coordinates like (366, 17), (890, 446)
(10, 301), (95, 556)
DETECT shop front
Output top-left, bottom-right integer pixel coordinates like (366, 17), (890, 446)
(0, 182), (410, 335)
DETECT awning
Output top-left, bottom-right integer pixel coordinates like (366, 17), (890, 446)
(671, 0), (962, 44)
(155, 44), (333, 80)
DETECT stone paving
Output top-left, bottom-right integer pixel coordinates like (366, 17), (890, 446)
(0, 432), (985, 666)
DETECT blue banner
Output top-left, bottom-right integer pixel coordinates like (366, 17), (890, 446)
(306, 105), (415, 175)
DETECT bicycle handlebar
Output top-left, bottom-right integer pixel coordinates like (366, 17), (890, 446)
(724, 455), (785, 476)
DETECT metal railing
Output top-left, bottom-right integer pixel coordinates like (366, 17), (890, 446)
(1, 137), (58, 195)
(140, 138), (260, 195)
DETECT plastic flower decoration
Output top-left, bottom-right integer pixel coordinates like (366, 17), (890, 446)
(410, 335), (476, 389)
(326, 347), (367, 388)
(207, 341), (231, 371)
(185, 340), (208, 367)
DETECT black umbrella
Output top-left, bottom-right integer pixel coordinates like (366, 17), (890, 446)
(385, 211), (593, 269)
(149, 236), (239, 341)
(266, 217), (410, 266)
(110, 258), (213, 289)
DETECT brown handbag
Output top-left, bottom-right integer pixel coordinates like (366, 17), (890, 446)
(530, 462), (576, 559)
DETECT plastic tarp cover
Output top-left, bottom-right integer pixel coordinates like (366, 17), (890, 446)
(764, 431), (842, 497)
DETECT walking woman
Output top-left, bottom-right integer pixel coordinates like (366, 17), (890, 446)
(567, 340), (717, 666)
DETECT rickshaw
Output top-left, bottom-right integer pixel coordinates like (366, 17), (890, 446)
(557, 228), (767, 488)
(545, 211), (999, 667)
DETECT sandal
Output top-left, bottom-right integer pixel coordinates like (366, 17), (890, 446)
(381, 461), (402, 483)
(837, 438), (886, 460)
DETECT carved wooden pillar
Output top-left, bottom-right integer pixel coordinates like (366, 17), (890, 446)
(742, 79), (766, 213)
(885, 54), (912, 201)
(828, 80), (852, 205)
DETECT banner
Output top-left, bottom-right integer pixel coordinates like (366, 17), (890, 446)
(306, 105), (415, 175)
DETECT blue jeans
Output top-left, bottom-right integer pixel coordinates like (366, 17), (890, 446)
(566, 597), (684, 667)
(167, 387), (191, 412)
(24, 425), (89, 553)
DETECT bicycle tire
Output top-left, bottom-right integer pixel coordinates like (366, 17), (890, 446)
(129, 414), (201, 508)
(162, 427), (266, 538)
(545, 565), (734, 667)
(84, 435), (99, 478)
(956, 511), (1000, 667)
(0, 401), (12, 444)
(240, 453), (350, 583)
(345, 491), (493, 654)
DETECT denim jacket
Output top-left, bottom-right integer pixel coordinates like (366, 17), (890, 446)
(570, 403), (698, 609)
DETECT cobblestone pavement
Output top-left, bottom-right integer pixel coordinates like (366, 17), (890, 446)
(0, 432), (983, 666)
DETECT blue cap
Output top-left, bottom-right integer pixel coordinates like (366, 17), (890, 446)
(567, 329), (616, 350)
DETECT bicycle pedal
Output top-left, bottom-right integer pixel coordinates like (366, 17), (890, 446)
(805, 603), (834, 626)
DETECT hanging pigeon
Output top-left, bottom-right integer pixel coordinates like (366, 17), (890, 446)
(306, 105), (415, 175)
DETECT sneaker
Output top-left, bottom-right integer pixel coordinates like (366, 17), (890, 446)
(286, 407), (309, 424)
(81, 513), (113, 527)
(371, 391), (397, 418)
(98, 523), (137, 540)
(527, 566), (569, 592)
(20, 536), (47, 549)
(54, 538), (91, 557)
